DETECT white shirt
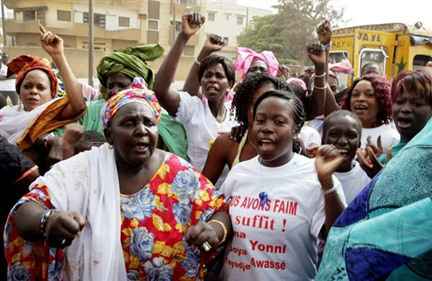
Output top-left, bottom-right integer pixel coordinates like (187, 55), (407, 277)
(361, 123), (400, 151)
(220, 154), (345, 281)
(0, 63), (16, 91)
(174, 91), (238, 187)
(334, 161), (371, 204)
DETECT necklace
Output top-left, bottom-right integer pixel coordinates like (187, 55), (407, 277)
(208, 106), (228, 148)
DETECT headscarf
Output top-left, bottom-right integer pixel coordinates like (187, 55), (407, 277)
(287, 77), (307, 91)
(7, 55), (58, 98)
(233, 47), (279, 81)
(97, 44), (164, 99)
(100, 77), (161, 131)
(328, 59), (354, 81)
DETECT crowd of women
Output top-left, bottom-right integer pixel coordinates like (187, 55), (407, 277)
(0, 12), (431, 281)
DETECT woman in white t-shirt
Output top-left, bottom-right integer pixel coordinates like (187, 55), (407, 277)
(220, 90), (346, 281)
(153, 13), (237, 178)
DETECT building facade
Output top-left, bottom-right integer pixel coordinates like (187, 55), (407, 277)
(2, 0), (271, 82)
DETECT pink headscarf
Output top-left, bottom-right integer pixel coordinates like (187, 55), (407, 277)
(287, 78), (308, 91)
(328, 59), (354, 80)
(234, 47), (279, 81)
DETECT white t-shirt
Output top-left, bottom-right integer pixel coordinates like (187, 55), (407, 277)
(0, 63), (16, 91)
(220, 154), (345, 281)
(299, 125), (322, 149)
(334, 161), (371, 205)
(361, 123), (400, 151)
(174, 91), (238, 187)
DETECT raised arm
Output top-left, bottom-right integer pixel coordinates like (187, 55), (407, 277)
(183, 34), (226, 98)
(153, 13), (205, 116)
(309, 21), (340, 117)
(39, 25), (86, 119)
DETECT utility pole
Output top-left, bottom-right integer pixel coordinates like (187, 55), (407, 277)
(1, 0), (6, 46)
(172, 0), (176, 43)
(88, 0), (94, 87)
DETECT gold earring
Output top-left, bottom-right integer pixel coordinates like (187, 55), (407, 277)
(108, 144), (113, 149)
(17, 99), (22, 112)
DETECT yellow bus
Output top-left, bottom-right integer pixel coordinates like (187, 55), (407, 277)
(330, 22), (432, 88)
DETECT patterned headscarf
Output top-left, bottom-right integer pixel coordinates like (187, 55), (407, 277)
(234, 47), (280, 81)
(100, 77), (161, 132)
(7, 55), (58, 98)
(97, 44), (164, 100)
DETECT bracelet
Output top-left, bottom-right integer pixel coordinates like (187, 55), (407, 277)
(323, 42), (332, 51)
(194, 57), (201, 66)
(314, 84), (328, 90)
(322, 185), (338, 195)
(208, 219), (228, 245)
(314, 72), (326, 78)
(40, 209), (59, 237)
(42, 132), (55, 148)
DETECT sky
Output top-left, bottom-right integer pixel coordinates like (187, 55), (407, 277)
(237, 0), (432, 29)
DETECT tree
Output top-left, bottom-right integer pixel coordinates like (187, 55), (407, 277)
(237, 0), (344, 70)
(237, 14), (285, 60)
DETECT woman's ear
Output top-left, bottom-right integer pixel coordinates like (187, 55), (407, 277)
(104, 127), (112, 145)
(293, 124), (302, 137)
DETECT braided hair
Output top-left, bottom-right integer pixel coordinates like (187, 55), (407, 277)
(232, 73), (290, 127)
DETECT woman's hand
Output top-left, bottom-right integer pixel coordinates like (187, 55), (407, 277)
(45, 210), (85, 248)
(181, 13), (205, 38)
(39, 24), (64, 58)
(317, 20), (332, 45)
(315, 145), (344, 188)
(307, 42), (327, 69)
(185, 221), (220, 252)
(229, 125), (246, 143)
(356, 146), (386, 178)
(202, 34), (226, 54)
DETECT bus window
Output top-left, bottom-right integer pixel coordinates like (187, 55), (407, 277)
(413, 54), (432, 69)
(329, 51), (349, 64)
(329, 51), (350, 89)
(359, 48), (387, 75)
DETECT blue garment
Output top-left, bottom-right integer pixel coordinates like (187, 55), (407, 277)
(316, 118), (432, 281)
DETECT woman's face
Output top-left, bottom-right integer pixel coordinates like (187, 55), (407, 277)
(350, 80), (379, 128)
(392, 90), (432, 141)
(107, 102), (158, 168)
(323, 115), (361, 172)
(247, 60), (268, 78)
(106, 73), (133, 99)
(247, 82), (276, 126)
(252, 96), (300, 167)
(200, 63), (230, 104)
(19, 69), (52, 111)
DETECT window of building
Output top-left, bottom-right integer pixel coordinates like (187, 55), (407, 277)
(224, 37), (229, 44)
(148, 20), (159, 31)
(225, 13), (230, 20)
(183, 46), (194, 56)
(83, 12), (106, 29)
(170, 20), (182, 32)
(57, 10), (71, 22)
(237, 16), (243, 25)
(119, 16), (130, 27)
(23, 10), (36, 21)
(208, 12), (215, 21)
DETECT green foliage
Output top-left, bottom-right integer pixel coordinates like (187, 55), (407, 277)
(237, 0), (344, 67)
